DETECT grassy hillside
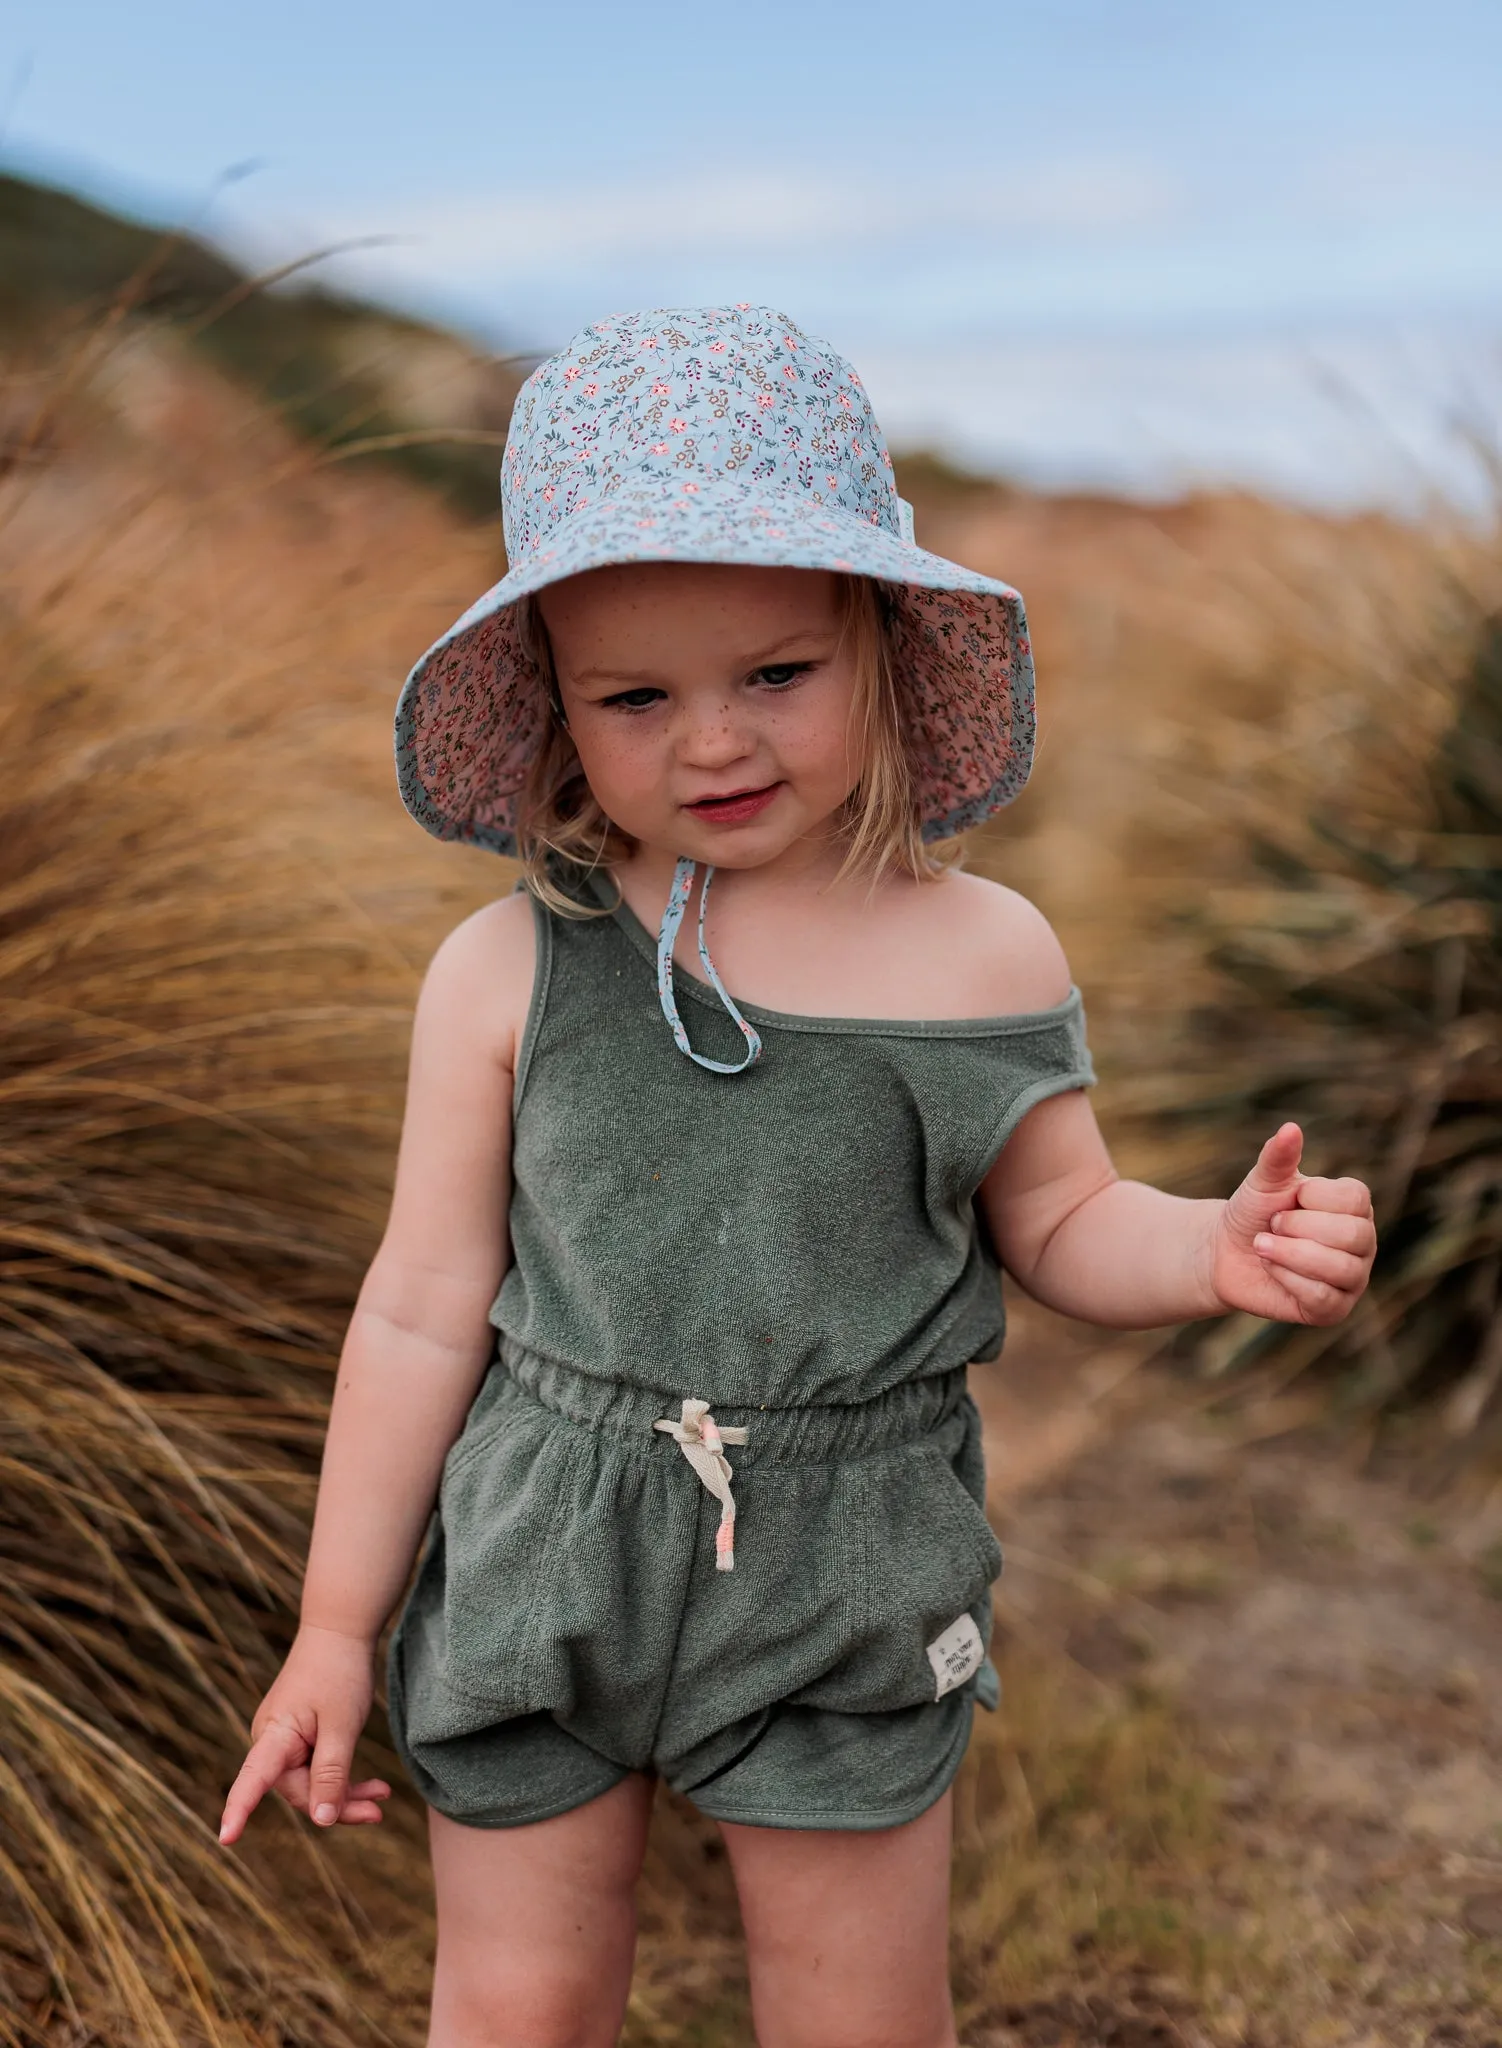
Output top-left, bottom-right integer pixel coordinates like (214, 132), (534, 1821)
(0, 168), (525, 514)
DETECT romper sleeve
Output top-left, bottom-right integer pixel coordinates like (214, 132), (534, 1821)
(965, 986), (1096, 1188)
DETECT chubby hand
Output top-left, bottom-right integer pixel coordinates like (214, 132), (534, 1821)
(1209, 1122), (1376, 1326)
(218, 1624), (390, 1846)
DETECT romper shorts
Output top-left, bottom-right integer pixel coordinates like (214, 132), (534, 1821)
(387, 1350), (1002, 1832)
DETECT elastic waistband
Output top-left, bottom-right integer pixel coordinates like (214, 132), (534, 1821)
(498, 1346), (969, 1463)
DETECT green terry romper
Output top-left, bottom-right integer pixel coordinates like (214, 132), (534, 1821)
(387, 874), (1095, 1832)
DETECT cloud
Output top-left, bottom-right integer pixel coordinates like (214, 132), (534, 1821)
(241, 139), (1475, 339)
(303, 155), (1181, 289)
(857, 322), (1502, 513)
(1305, 139), (1502, 226)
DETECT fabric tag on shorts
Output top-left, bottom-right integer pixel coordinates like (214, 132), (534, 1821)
(926, 1613), (984, 1699)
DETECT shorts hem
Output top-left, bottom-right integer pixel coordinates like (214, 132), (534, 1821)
(685, 1698), (974, 1833)
(420, 1761), (635, 1830)
(689, 1778), (956, 1831)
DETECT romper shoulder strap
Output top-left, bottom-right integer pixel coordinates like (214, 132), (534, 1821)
(511, 883), (555, 1111)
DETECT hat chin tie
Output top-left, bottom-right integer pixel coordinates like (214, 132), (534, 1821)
(654, 858), (762, 1075)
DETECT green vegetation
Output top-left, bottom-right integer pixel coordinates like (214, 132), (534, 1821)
(1140, 601), (1502, 1455)
(891, 446), (1015, 513)
(0, 169), (524, 513)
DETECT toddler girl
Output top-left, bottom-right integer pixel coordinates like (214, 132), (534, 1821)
(220, 306), (1376, 2048)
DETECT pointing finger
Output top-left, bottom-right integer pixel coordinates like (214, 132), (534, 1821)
(220, 1720), (308, 1846)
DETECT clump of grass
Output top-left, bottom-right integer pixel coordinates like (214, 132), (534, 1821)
(1118, 572), (1502, 1456)
(0, 233), (508, 2041)
(0, 630), (427, 2043)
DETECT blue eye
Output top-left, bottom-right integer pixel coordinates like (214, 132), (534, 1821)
(604, 686), (666, 710)
(754, 663), (810, 688)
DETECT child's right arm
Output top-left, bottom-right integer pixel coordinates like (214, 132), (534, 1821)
(218, 897), (535, 1845)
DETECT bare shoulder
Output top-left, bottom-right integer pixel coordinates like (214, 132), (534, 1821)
(415, 889), (537, 1071)
(920, 869), (1073, 1014)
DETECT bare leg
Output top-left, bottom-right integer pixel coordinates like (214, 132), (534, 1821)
(426, 1774), (655, 2048)
(720, 1790), (958, 2048)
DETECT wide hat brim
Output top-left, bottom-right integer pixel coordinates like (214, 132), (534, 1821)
(395, 477), (1033, 856)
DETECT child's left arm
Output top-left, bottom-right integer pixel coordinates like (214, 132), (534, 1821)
(978, 1090), (1377, 1330)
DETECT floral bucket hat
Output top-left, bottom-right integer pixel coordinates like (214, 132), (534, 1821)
(394, 304), (1034, 857)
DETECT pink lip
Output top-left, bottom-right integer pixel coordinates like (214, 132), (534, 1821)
(684, 784), (780, 825)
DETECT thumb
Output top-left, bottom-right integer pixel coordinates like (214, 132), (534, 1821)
(1240, 1121), (1304, 1198)
(1225, 1122), (1305, 1241)
(307, 1725), (356, 1828)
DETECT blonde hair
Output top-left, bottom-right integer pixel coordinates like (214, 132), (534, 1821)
(513, 574), (956, 915)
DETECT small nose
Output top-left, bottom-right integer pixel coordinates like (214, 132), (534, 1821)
(674, 693), (753, 768)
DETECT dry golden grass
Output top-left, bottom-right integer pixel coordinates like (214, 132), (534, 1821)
(0, 323), (501, 2043)
(2, 266), (1498, 2043)
(942, 485), (1474, 980)
(0, 632), (428, 2043)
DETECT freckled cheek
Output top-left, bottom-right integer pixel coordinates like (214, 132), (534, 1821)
(766, 702), (860, 795)
(570, 722), (672, 819)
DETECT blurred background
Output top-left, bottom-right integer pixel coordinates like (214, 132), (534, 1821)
(1, 4), (1500, 2045)
(6, 0), (1502, 507)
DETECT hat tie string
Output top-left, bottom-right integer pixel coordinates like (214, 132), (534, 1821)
(655, 858), (762, 1074)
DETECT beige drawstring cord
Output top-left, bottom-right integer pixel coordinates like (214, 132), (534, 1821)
(653, 1398), (749, 1571)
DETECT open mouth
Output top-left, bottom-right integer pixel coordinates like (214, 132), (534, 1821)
(684, 784), (780, 825)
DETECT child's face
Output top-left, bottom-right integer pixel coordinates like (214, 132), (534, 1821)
(537, 563), (861, 870)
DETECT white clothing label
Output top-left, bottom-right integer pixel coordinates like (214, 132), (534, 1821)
(926, 1612), (984, 1700)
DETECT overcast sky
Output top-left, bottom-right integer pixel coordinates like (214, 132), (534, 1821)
(5, 0), (1500, 506)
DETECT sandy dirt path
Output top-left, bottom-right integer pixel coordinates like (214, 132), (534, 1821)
(962, 1312), (1502, 2046)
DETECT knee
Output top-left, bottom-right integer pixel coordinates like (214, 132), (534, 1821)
(429, 1957), (628, 2048)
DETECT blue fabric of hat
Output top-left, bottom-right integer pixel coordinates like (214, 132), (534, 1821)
(395, 305), (1034, 855)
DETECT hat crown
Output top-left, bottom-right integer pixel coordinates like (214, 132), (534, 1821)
(501, 305), (902, 560)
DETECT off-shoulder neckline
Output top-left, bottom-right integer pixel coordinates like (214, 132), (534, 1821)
(584, 872), (1085, 1040)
